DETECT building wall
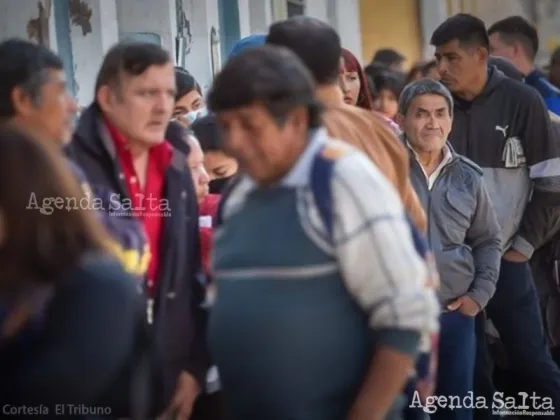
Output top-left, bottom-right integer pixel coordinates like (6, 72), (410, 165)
(0, 0), (363, 104)
(359, 0), (421, 67)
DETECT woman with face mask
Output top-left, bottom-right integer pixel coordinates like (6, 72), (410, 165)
(173, 67), (208, 128)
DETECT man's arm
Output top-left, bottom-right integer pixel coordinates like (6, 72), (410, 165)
(465, 179), (502, 309)
(331, 151), (440, 420)
(512, 91), (560, 258)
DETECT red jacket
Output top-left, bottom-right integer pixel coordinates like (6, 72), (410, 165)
(199, 194), (220, 274)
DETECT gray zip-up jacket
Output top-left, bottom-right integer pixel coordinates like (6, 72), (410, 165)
(408, 143), (502, 309)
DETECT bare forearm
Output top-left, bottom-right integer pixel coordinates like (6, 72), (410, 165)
(347, 346), (416, 420)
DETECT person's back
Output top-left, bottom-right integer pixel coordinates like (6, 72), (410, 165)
(266, 16), (427, 232)
(320, 96), (426, 231)
(0, 127), (160, 418)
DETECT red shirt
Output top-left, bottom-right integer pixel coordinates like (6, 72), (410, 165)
(198, 194), (220, 274)
(105, 119), (172, 296)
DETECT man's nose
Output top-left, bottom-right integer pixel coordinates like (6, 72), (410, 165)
(67, 94), (79, 114)
(436, 59), (448, 76)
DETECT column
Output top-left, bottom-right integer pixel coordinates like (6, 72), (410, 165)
(116, 0), (177, 55)
(68, 0), (119, 106)
(305, 0), (328, 22)
(331, 0), (362, 61)
(419, 0), (448, 60)
(237, 0), (251, 37)
(249, 0), (274, 34)
(183, 0), (220, 92)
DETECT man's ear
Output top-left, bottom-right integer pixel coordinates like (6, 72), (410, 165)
(96, 85), (116, 114)
(289, 105), (310, 130)
(10, 86), (36, 117)
(476, 46), (489, 64)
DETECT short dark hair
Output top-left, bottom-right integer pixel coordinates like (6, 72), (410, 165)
(488, 16), (539, 60)
(372, 48), (404, 66)
(208, 45), (322, 129)
(431, 13), (489, 51)
(0, 38), (63, 118)
(0, 125), (109, 294)
(488, 56), (524, 82)
(374, 71), (406, 98)
(175, 67), (201, 101)
(165, 120), (190, 155)
(95, 41), (172, 94)
(551, 47), (560, 66)
(266, 16), (341, 85)
(191, 115), (223, 152)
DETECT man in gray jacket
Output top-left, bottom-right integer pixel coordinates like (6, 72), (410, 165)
(397, 79), (502, 420)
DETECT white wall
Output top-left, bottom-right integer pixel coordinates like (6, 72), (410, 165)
(183, 0), (220, 93)
(116, 0), (177, 55)
(0, 0), (52, 41)
(69, 0), (119, 106)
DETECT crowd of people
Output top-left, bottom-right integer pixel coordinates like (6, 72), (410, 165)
(1, 10), (560, 420)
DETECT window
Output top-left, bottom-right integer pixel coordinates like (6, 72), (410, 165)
(287, 0), (305, 17)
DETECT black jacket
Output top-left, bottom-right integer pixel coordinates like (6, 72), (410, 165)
(0, 255), (149, 418)
(66, 104), (210, 400)
(448, 67), (560, 258)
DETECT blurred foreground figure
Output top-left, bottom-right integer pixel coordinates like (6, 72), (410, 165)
(0, 127), (147, 417)
(207, 45), (439, 420)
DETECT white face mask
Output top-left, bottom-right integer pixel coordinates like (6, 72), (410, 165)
(184, 107), (208, 124)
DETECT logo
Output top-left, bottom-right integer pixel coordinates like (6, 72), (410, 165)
(410, 391), (555, 417)
(26, 192), (171, 218)
(495, 124), (509, 137)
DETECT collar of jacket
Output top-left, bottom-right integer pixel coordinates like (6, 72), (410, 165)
(400, 133), (460, 164)
(451, 66), (505, 109)
(71, 103), (186, 172)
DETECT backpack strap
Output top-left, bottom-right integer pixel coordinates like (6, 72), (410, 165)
(215, 174), (243, 228)
(310, 145), (337, 243)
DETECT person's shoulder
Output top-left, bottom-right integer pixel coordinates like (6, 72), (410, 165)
(59, 253), (141, 301)
(456, 154), (484, 176)
(499, 76), (543, 102)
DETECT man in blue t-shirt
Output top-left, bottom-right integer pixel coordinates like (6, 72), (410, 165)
(488, 16), (560, 115)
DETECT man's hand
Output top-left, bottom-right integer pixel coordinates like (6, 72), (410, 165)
(163, 372), (200, 419)
(503, 248), (528, 263)
(447, 296), (481, 317)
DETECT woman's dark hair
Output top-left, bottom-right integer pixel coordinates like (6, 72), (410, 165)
(406, 60), (438, 83)
(0, 126), (109, 295)
(374, 71), (406, 98)
(363, 62), (387, 97)
(191, 115), (223, 152)
(175, 67), (201, 101)
(341, 48), (373, 110)
(165, 120), (191, 155)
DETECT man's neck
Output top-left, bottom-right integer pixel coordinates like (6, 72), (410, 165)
(455, 68), (488, 101)
(315, 83), (344, 106)
(416, 148), (445, 177)
(516, 58), (534, 76)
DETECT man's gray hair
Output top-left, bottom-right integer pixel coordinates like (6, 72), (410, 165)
(398, 79), (454, 116)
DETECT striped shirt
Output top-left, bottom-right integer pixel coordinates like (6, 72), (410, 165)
(222, 130), (440, 335)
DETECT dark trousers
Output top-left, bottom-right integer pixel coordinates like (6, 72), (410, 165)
(474, 260), (560, 419)
(432, 311), (475, 420)
(190, 391), (228, 420)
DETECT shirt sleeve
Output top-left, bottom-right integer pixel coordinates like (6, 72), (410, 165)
(331, 151), (440, 351)
(514, 91), (560, 257)
(465, 179), (502, 309)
